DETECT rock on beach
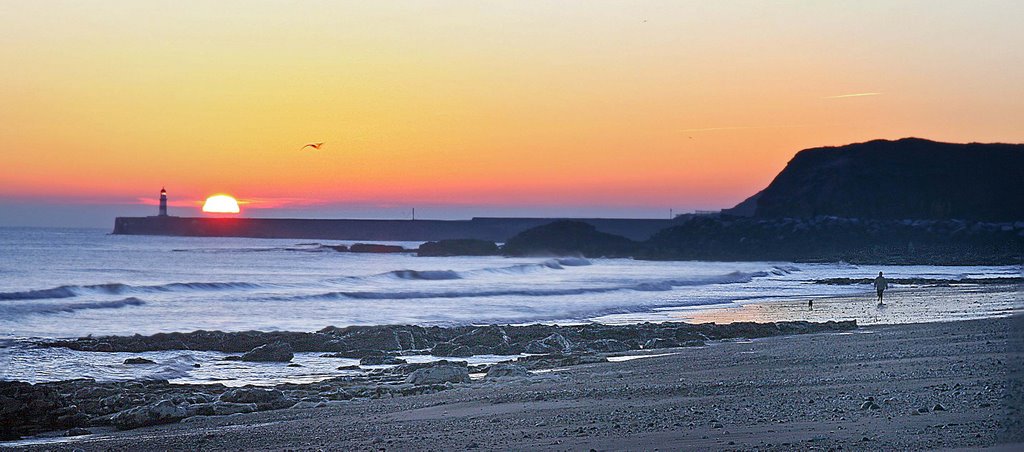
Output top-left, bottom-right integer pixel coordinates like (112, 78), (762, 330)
(405, 364), (471, 385)
(240, 342), (294, 362)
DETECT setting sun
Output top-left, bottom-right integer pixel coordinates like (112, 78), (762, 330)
(202, 195), (240, 214)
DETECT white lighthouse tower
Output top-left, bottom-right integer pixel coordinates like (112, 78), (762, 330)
(158, 187), (168, 217)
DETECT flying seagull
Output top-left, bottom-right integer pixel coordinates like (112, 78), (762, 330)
(299, 142), (324, 151)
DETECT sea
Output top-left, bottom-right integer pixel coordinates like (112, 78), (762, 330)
(1, 227), (1020, 386)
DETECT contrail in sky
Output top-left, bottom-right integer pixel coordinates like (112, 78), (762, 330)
(822, 92), (882, 99)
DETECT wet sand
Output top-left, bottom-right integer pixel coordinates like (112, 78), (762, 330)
(686, 283), (1022, 326)
(8, 315), (1023, 449)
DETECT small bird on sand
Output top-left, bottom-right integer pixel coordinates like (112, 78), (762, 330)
(299, 142), (324, 151)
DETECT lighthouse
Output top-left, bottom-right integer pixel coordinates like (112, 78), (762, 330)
(158, 187), (168, 217)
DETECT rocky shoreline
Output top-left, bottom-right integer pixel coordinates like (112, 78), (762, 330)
(4, 320), (855, 440)
(41, 320), (856, 358)
(0, 358), (500, 441)
(6, 315), (1020, 451)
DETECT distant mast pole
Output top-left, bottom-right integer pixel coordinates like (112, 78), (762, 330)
(159, 187), (168, 217)
(412, 208), (415, 221)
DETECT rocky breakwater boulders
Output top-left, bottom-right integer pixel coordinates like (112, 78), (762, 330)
(42, 320), (857, 361)
(110, 399), (188, 430)
(241, 341), (294, 362)
(123, 357), (156, 365)
(417, 239), (499, 257)
(349, 243), (409, 254)
(316, 324), (447, 358)
(9, 319), (862, 439)
(524, 333), (573, 354)
(1, 381), (83, 440)
(484, 363), (531, 380)
(218, 387), (294, 410)
(514, 353), (609, 370)
(405, 362), (471, 386)
(42, 329), (347, 354)
(359, 355), (407, 365)
(2, 378), (342, 439)
(584, 338), (630, 353)
(185, 401), (257, 417)
(643, 338), (680, 349)
(432, 326), (513, 357)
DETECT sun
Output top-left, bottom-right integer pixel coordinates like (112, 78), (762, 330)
(202, 195), (240, 214)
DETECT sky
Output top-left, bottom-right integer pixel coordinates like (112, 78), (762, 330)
(1, 1), (1022, 227)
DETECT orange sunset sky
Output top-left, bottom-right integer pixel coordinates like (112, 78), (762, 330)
(1, 1), (1022, 226)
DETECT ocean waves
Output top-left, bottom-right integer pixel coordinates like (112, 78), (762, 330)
(0, 259), (763, 309)
(280, 270), (766, 302)
(0, 255), (780, 325)
(0, 259), (598, 303)
(0, 297), (146, 315)
(327, 258), (594, 284)
(387, 270), (463, 280)
(0, 286), (79, 301)
(4, 228), (1019, 340)
(0, 281), (270, 301)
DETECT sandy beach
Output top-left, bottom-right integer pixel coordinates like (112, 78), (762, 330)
(685, 283), (1023, 326)
(6, 285), (1022, 451)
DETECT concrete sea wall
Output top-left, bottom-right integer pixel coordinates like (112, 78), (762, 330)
(112, 216), (677, 242)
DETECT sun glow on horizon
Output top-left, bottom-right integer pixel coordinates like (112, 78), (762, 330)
(202, 195), (241, 214)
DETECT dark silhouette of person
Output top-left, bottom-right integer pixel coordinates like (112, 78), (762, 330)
(874, 271), (888, 305)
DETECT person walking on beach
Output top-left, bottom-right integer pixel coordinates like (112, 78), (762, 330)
(874, 272), (888, 305)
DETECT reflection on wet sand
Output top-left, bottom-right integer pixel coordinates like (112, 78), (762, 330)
(682, 284), (1022, 326)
